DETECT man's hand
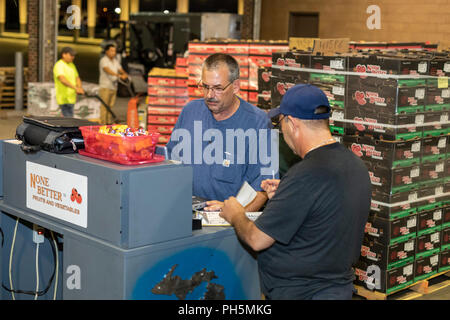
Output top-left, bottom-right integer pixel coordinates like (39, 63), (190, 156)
(204, 200), (223, 212)
(220, 197), (245, 225)
(261, 179), (280, 200)
(119, 73), (129, 81)
(76, 87), (85, 95)
(220, 196), (275, 252)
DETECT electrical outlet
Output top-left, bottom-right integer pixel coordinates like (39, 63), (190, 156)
(33, 224), (44, 244)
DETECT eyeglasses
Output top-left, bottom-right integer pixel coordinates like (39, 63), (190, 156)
(273, 115), (285, 129)
(198, 81), (233, 95)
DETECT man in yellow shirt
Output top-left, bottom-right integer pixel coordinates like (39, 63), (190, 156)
(53, 47), (85, 117)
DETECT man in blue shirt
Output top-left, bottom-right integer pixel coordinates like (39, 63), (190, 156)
(166, 53), (277, 212)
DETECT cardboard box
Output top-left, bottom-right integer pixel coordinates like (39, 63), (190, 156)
(416, 187), (446, 213)
(272, 51), (311, 71)
(329, 108), (345, 135)
(364, 212), (417, 245)
(309, 72), (346, 85)
(439, 249), (450, 273)
(429, 57), (450, 77)
(421, 136), (447, 163)
(257, 67), (272, 91)
(422, 111), (449, 137)
(270, 75), (299, 107)
(347, 55), (429, 76)
(371, 198), (418, 220)
(425, 86), (450, 113)
(249, 56), (272, 90)
(147, 115), (179, 125)
(345, 109), (423, 141)
(414, 253), (439, 282)
(249, 42), (288, 56)
(353, 259), (414, 294)
(415, 229), (441, 259)
(344, 136), (422, 169)
(147, 124), (174, 135)
(257, 91), (272, 109)
(147, 106), (182, 116)
(148, 86), (188, 97)
(311, 82), (346, 110)
(157, 133), (171, 146)
(310, 54), (347, 71)
(346, 75), (426, 115)
(360, 236), (416, 270)
(443, 206), (450, 229)
(420, 161), (446, 184)
(442, 226), (450, 250)
(417, 208), (443, 236)
(365, 161), (421, 195)
(371, 185), (421, 204)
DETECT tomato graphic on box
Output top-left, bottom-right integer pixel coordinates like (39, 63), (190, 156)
(70, 188), (83, 204)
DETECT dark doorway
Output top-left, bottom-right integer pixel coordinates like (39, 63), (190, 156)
(288, 12), (319, 38)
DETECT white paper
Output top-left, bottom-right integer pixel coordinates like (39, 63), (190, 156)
(199, 211), (262, 226)
(236, 181), (258, 208)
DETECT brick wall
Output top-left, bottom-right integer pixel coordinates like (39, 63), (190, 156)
(242, 0), (254, 39)
(260, 0), (450, 43)
(27, 0), (57, 82)
(42, 0), (57, 82)
(27, 0), (39, 82)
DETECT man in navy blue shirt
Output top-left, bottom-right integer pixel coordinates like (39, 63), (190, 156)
(166, 53), (277, 212)
(220, 84), (371, 300)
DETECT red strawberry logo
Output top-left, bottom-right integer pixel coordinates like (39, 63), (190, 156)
(356, 64), (367, 73)
(277, 82), (286, 95)
(351, 143), (363, 157)
(262, 72), (271, 82)
(353, 117), (366, 131)
(276, 58), (285, 66)
(355, 91), (367, 105)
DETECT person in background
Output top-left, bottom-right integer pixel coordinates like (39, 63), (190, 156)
(166, 53), (276, 212)
(98, 44), (128, 124)
(220, 84), (371, 300)
(53, 46), (85, 117)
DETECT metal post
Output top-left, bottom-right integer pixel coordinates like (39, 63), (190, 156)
(253, 0), (261, 40)
(15, 52), (24, 111)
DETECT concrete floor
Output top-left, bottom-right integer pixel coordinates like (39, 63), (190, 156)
(1, 35), (450, 301)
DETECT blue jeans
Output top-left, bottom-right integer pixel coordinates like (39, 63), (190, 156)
(60, 104), (74, 117)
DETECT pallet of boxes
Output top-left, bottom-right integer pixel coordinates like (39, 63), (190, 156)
(266, 44), (450, 298)
(342, 51), (450, 299)
(147, 65), (188, 146)
(187, 39), (288, 105)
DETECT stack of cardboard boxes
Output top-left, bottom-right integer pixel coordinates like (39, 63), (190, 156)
(187, 40), (288, 104)
(265, 49), (450, 294)
(147, 67), (188, 145)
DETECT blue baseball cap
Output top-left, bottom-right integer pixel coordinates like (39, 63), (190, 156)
(268, 84), (330, 120)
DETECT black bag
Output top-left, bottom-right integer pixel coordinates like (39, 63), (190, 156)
(15, 116), (97, 154)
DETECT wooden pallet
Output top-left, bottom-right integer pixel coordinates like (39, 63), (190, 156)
(354, 270), (450, 300)
(0, 67), (28, 108)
